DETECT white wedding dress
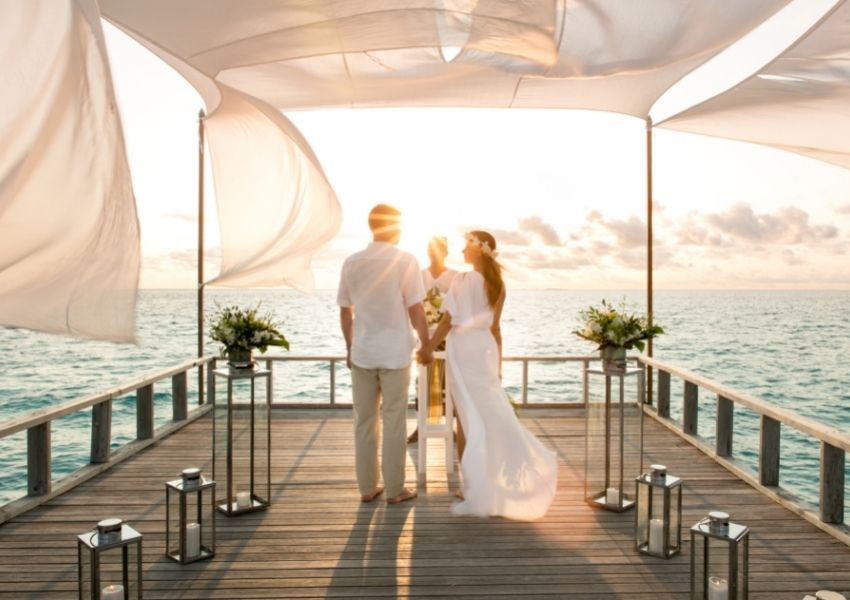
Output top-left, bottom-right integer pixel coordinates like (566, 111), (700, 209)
(442, 272), (558, 520)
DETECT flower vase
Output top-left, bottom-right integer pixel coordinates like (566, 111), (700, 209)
(600, 346), (627, 374)
(227, 348), (253, 369)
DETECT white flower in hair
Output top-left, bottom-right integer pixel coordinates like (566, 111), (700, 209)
(465, 233), (499, 258)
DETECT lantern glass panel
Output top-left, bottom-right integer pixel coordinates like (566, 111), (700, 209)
(77, 524), (142, 600)
(584, 368), (644, 511)
(166, 475), (216, 563)
(212, 368), (271, 514)
(691, 521), (749, 600)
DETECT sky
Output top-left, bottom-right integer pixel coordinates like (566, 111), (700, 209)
(102, 3), (850, 291)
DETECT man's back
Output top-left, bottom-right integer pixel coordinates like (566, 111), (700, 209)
(338, 242), (424, 369)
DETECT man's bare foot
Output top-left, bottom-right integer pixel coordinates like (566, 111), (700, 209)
(361, 487), (384, 503)
(454, 490), (465, 500)
(407, 429), (418, 444)
(387, 488), (418, 504)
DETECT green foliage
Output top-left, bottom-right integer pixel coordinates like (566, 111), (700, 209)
(573, 299), (663, 351)
(208, 303), (290, 355)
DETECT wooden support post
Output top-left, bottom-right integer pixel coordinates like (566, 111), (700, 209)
(27, 423), (51, 496)
(820, 442), (845, 524)
(683, 381), (698, 435)
(716, 395), (734, 458)
(759, 415), (780, 486)
(172, 371), (188, 421)
(657, 370), (670, 418)
(91, 401), (112, 464)
(137, 384), (154, 440)
(329, 360), (335, 405)
(207, 361), (216, 408)
(522, 360), (529, 405)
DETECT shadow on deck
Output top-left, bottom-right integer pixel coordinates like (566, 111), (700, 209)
(1, 410), (848, 599)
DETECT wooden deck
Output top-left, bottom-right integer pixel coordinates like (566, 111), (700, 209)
(1, 409), (848, 599)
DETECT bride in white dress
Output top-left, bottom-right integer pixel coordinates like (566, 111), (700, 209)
(418, 231), (558, 521)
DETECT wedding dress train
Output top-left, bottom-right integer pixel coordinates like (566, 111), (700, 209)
(443, 272), (558, 520)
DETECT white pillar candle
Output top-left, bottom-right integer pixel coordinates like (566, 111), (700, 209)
(648, 518), (665, 555)
(101, 584), (124, 600)
(606, 487), (619, 506)
(236, 491), (251, 509)
(708, 576), (729, 600)
(816, 593), (847, 600)
(185, 522), (201, 558)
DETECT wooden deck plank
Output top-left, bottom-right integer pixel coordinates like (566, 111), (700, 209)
(0, 409), (848, 599)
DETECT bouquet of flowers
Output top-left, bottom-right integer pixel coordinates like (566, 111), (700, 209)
(208, 304), (290, 357)
(573, 299), (663, 352)
(423, 287), (445, 328)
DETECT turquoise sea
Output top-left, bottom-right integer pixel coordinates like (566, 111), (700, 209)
(0, 289), (848, 511)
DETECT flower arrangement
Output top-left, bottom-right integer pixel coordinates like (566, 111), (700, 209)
(423, 286), (445, 328)
(573, 299), (663, 352)
(208, 304), (290, 358)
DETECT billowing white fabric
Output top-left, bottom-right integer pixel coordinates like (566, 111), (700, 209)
(659, 0), (850, 171)
(443, 272), (557, 520)
(95, 0), (792, 290)
(0, 0), (139, 342)
(101, 0), (792, 117)
(204, 86), (341, 288)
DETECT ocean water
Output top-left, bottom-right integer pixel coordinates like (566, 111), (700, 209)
(0, 289), (848, 512)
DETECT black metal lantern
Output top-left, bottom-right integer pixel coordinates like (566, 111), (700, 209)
(77, 518), (142, 600)
(165, 467), (216, 564)
(211, 365), (272, 515)
(635, 464), (682, 558)
(584, 366), (644, 512)
(690, 511), (750, 600)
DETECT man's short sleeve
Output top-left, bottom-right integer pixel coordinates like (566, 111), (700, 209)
(337, 263), (352, 307)
(401, 255), (425, 308)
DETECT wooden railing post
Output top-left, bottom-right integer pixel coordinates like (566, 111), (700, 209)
(267, 359), (275, 404)
(207, 360), (216, 408)
(136, 384), (154, 440)
(91, 400), (112, 464)
(172, 371), (188, 421)
(657, 369), (670, 418)
(521, 359), (529, 405)
(759, 415), (780, 486)
(330, 359), (336, 405)
(27, 423), (51, 496)
(820, 442), (845, 524)
(683, 381), (698, 435)
(716, 395), (734, 458)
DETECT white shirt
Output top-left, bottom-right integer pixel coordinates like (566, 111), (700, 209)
(338, 242), (425, 369)
(421, 267), (458, 295)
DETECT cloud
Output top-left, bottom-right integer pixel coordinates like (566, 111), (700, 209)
(517, 216), (562, 246)
(836, 203), (850, 215)
(703, 203), (838, 244)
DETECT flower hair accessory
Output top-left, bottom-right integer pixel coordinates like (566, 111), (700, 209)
(465, 233), (499, 259)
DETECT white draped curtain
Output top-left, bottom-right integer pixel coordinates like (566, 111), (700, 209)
(0, 0), (139, 342)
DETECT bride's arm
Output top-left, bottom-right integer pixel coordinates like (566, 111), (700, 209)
(491, 287), (506, 376)
(417, 313), (452, 363)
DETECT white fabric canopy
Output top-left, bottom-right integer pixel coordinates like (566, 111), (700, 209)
(9, 0), (849, 342)
(0, 0), (139, 342)
(659, 0), (850, 170)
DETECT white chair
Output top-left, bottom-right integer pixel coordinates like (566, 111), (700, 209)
(416, 351), (454, 478)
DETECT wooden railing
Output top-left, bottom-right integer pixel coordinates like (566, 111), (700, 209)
(640, 355), (849, 542)
(0, 356), (214, 525)
(258, 354), (609, 406)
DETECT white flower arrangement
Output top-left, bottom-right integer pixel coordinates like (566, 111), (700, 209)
(208, 304), (290, 355)
(573, 300), (663, 351)
(423, 286), (445, 328)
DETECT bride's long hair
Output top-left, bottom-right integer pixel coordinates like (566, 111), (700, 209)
(469, 230), (504, 309)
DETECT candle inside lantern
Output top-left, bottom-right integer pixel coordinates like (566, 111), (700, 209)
(185, 522), (201, 558)
(708, 576), (729, 600)
(101, 584), (124, 600)
(648, 518), (664, 555)
(606, 487), (619, 506)
(236, 491), (251, 509)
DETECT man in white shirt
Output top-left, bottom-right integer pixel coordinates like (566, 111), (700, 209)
(338, 204), (430, 504)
